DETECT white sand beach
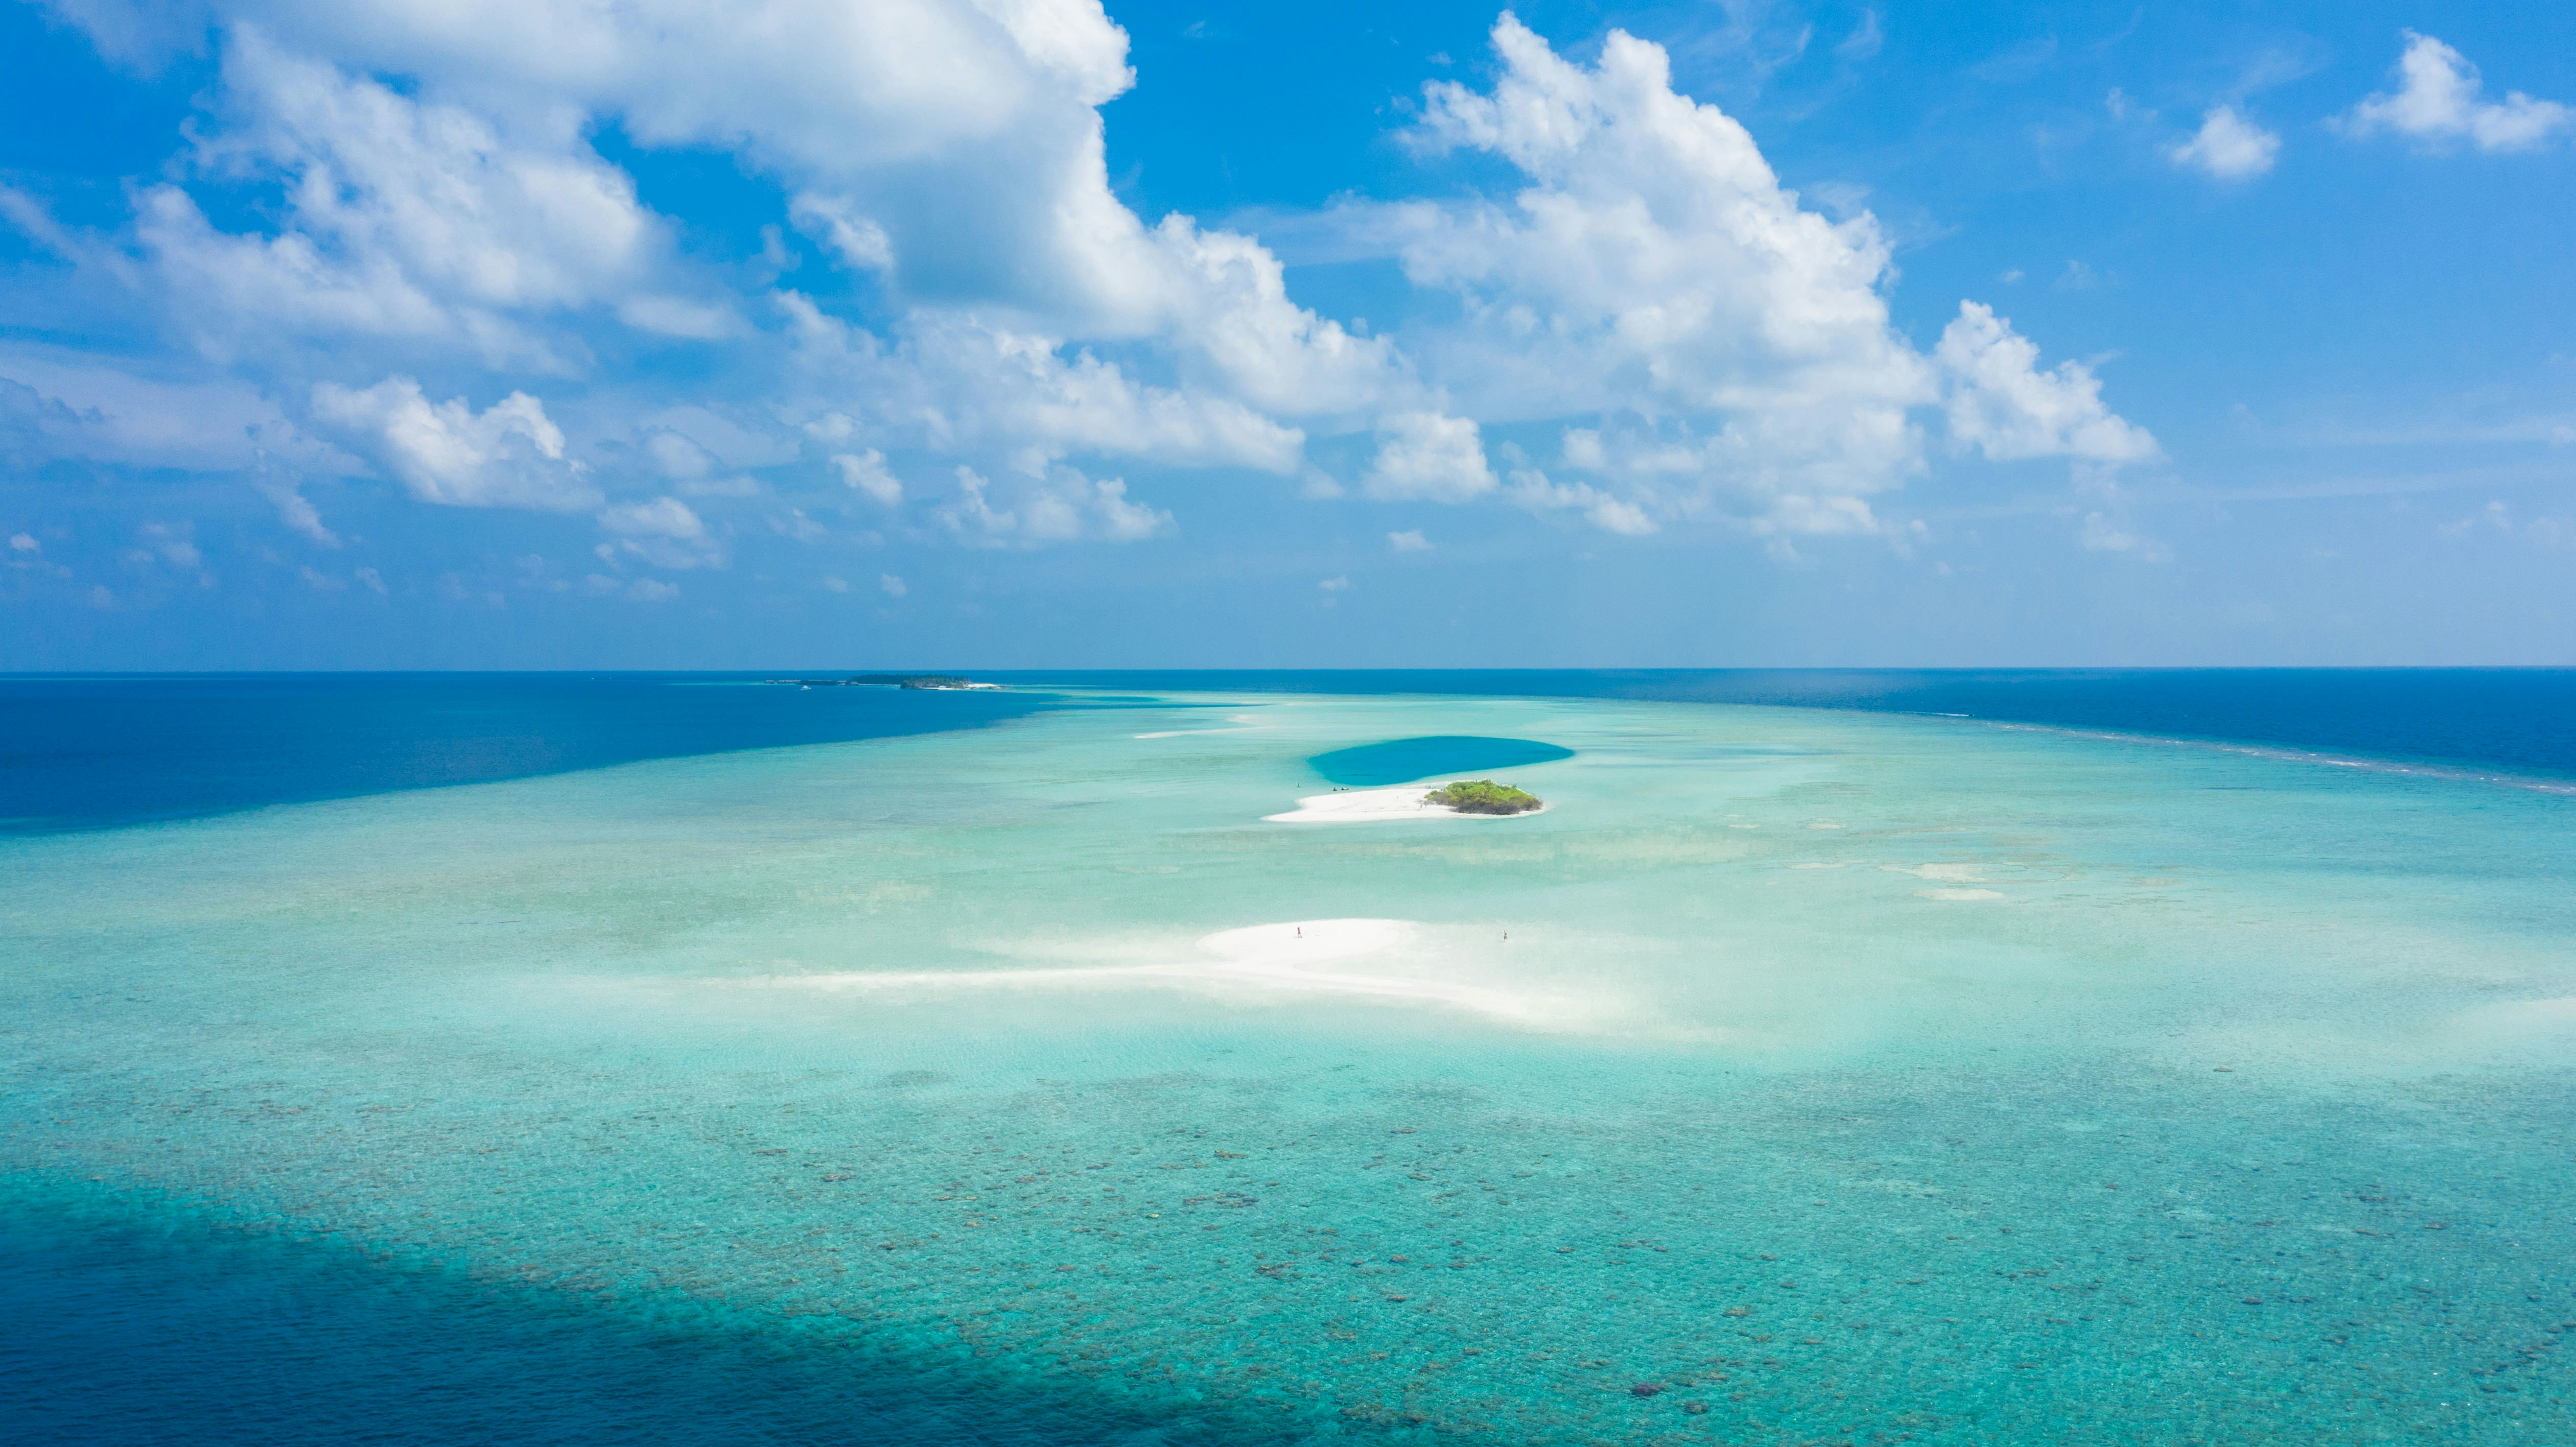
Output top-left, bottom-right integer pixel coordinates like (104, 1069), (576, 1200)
(1262, 782), (1547, 823)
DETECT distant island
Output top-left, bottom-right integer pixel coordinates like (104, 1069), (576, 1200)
(764, 675), (988, 690)
(1423, 779), (1542, 815)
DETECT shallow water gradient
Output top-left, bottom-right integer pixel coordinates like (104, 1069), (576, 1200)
(6, 689), (2575, 1444)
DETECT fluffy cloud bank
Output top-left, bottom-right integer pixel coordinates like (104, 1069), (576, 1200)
(1362, 13), (2151, 537)
(34, 0), (1364, 547)
(133, 27), (714, 372)
(18, 1), (2152, 563)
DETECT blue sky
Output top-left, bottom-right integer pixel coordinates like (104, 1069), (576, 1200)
(2, 0), (2570, 669)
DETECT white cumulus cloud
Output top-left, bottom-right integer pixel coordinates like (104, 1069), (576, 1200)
(1364, 412), (1495, 502)
(2168, 106), (2280, 180)
(1934, 303), (2159, 465)
(311, 375), (599, 510)
(832, 449), (904, 506)
(24, 1), (2160, 562)
(1505, 466), (1658, 536)
(598, 495), (701, 535)
(1330, 14), (2147, 539)
(778, 295), (1305, 478)
(937, 464), (1173, 547)
(2342, 31), (2574, 153)
(1385, 15), (1934, 527)
(38, 0), (1363, 547)
(133, 30), (699, 368)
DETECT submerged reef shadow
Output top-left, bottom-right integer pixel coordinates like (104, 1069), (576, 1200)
(0, 1179), (1353, 1447)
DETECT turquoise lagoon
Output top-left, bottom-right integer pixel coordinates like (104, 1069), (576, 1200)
(7, 685), (2576, 1442)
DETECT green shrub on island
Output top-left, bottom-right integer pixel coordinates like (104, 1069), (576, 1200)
(1423, 779), (1542, 815)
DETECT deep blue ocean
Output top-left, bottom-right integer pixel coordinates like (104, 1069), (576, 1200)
(0, 674), (1049, 835)
(7, 668), (2575, 1444)
(6, 670), (2572, 836)
(1000, 668), (2576, 785)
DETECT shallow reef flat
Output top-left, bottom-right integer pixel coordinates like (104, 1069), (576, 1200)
(6, 687), (2576, 1443)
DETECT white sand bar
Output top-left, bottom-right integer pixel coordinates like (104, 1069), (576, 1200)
(1263, 781), (1546, 824)
(1189, 920), (1571, 1025)
(744, 918), (1578, 1028)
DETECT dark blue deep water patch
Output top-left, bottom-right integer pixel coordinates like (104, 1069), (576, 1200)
(0, 1192), (1301, 1447)
(1307, 734), (1575, 786)
(1003, 669), (2576, 782)
(0, 674), (1053, 835)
